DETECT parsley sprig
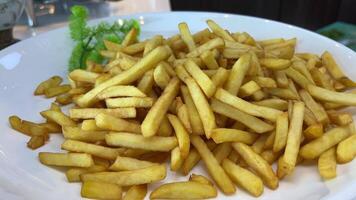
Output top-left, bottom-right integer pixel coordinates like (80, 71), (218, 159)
(68, 5), (140, 71)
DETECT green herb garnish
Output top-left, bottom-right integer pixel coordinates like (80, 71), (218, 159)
(68, 5), (140, 71)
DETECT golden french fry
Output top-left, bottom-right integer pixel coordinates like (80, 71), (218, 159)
(186, 37), (224, 58)
(189, 174), (214, 185)
(105, 132), (177, 152)
(157, 115), (173, 136)
(141, 78), (180, 137)
(41, 110), (76, 127)
(327, 111), (353, 126)
(265, 88), (299, 100)
(207, 19), (234, 41)
(300, 126), (350, 159)
(170, 146), (184, 171)
(215, 88), (283, 122)
(336, 134), (356, 164)
(232, 142), (278, 189)
(213, 143), (232, 164)
(211, 99), (274, 133)
(261, 150), (282, 164)
(252, 135), (269, 154)
(61, 139), (121, 160)
(180, 86), (204, 135)
(81, 164), (166, 186)
(40, 122), (61, 133)
(105, 97), (153, 108)
(69, 69), (99, 83)
(224, 54), (251, 96)
(253, 76), (277, 88)
(81, 181), (122, 200)
(299, 89), (329, 124)
(34, 76), (62, 95)
(201, 50), (219, 69)
(178, 22), (196, 52)
(154, 63), (171, 89)
(150, 181), (217, 199)
(62, 126), (106, 142)
(44, 85), (71, 98)
(321, 51), (346, 80)
(303, 123), (323, 140)
(121, 28), (137, 47)
(27, 136), (46, 149)
(81, 119), (102, 131)
(185, 77), (216, 138)
(318, 147), (337, 180)
(97, 85), (146, 99)
(137, 70), (154, 95)
(184, 59), (216, 98)
(264, 131), (276, 150)
(39, 152), (94, 167)
(109, 156), (157, 171)
(279, 102), (304, 175)
(274, 71), (289, 88)
(69, 108), (136, 119)
(211, 128), (258, 144)
(239, 80), (261, 97)
(308, 85), (356, 106)
(176, 103), (192, 133)
(122, 41), (146, 55)
(167, 114), (190, 158)
(95, 113), (141, 133)
(123, 185), (147, 200)
(283, 67), (312, 89)
(143, 35), (163, 55)
(303, 107), (318, 126)
(77, 46), (171, 107)
(292, 61), (315, 84)
(252, 98), (288, 111)
(66, 165), (107, 182)
(191, 135), (236, 194)
(273, 112), (289, 152)
(211, 67), (229, 88)
(222, 159), (264, 197)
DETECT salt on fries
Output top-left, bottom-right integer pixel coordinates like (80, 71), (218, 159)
(9, 19), (356, 199)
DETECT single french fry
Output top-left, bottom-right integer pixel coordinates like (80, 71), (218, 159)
(211, 128), (258, 144)
(170, 146), (184, 171)
(81, 164), (166, 186)
(143, 35), (163, 56)
(252, 98), (288, 111)
(66, 165), (107, 182)
(211, 99), (274, 133)
(279, 102), (304, 176)
(27, 136), (46, 149)
(266, 88), (299, 100)
(137, 70), (154, 95)
(232, 142), (278, 189)
(176, 103), (192, 133)
(191, 135), (236, 194)
(40, 110), (76, 127)
(274, 71), (289, 88)
(184, 59), (216, 98)
(318, 147), (337, 180)
(215, 88), (283, 122)
(105, 132), (177, 152)
(239, 81), (261, 97)
(157, 115), (173, 136)
(211, 67), (229, 88)
(224, 54), (251, 95)
(154, 63), (171, 89)
(81, 119), (102, 131)
(222, 159), (264, 197)
(98, 85), (146, 99)
(167, 114), (190, 158)
(186, 37), (224, 58)
(34, 76), (62, 95)
(141, 78), (180, 137)
(81, 181), (122, 200)
(150, 181), (217, 199)
(185, 77), (216, 138)
(178, 22), (196, 52)
(299, 89), (329, 124)
(44, 85), (71, 98)
(70, 108), (136, 119)
(123, 185), (147, 200)
(308, 85), (356, 106)
(106, 97), (153, 108)
(95, 113), (141, 133)
(122, 41), (146, 54)
(181, 86), (204, 135)
(207, 19), (234, 41)
(77, 46), (171, 107)
(336, 134), (356, 164)
(189, 174), (214, 185)
(69, 69), (99, 83)
(259, 58), (291, 70)
(253, 76), (277, 88)
(273, 112), (289, 152)
(300, 126), (350, 159)
(321, 51), (346, 80)
(109, 156), (157, 171)
(63, 126), (106, 142)
(201, 50), (219, 69)
(264, 131), (276, 150)
(62, 139), (121, 160)
(39, 152), (94, 167)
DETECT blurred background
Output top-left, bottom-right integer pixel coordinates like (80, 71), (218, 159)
(0, 0), (355, 49)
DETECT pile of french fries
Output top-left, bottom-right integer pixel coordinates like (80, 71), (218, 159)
(9, 19), (356, 199)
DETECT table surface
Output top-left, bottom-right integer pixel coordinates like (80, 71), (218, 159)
(13, 0), (171, 40)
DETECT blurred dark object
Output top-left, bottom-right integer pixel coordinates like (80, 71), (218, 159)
(0, 29), (18, 50)
(170, 0), (356, 30)
(317, 22), (356, 51)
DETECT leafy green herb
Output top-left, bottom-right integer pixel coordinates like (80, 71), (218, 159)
(68, 5), (140, 71)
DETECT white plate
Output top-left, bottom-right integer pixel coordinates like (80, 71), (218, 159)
(1, 12), (356, 200)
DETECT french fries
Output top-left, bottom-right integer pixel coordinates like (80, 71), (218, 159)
(11, 19), (356, 200)
(81, 164), (166, 186)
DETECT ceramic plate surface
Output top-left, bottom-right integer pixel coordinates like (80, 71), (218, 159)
(0, 12), (356, 200)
